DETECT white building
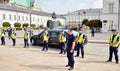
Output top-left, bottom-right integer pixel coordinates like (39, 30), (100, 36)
(65, 8), (102, 26)
(101, 0), (120, 32)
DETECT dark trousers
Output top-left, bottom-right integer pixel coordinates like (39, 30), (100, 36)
(59, 42), (66, 54)
(108, 46), (119, 62)
(67, 50), (75, 68)
(24, 39), (29, 48)
(42, 41), (48, 51)
(1, 37), (5, 45)
(76, 43), (84, 57)
(12, 39), (16, 46)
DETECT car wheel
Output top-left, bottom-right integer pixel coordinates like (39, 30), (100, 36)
(31, 39), (36, 45)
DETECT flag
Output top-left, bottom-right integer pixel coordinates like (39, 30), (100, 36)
(78, 11), (86, 16)
(27, 11), (32, 15)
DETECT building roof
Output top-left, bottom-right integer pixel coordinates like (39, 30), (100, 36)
(0, 4), (65, 19)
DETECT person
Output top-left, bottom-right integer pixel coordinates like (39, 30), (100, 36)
(64, 28), (76, 70)
(24, 30), (29, 48)
(91, 28), (95, 37)
(11, 30), (16, 46)
(42, 30), (49, 51)
(75, 27), (85, 58)
(59, 31), (66, 54)
(8, 28), (12, 39)
(106, 29), (119, 64)
(1, 29), (5, 45)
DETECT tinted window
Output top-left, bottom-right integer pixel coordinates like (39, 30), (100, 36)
(49, 31), (60, 37)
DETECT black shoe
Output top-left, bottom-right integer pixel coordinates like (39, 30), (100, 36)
(75, 55), (79, 57)
(116, 61), (119, 64)
(59, 52), (62, 54)
(68, 67), (73, 71)
(82, 56), (84, 58)
(65, 65), (70, 67)
(106, 60), (111, 62)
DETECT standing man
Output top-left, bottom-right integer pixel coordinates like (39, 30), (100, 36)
(106, 29), (119, 64)
(24, 30), (29, 48)
(59, 31), (66, 54)
(1, 29), (5, 45)
(11, 30), (16, 46)
(64, 28), (75, 70)
(75, 27), (85, 58)
(42, 30), (49, 51)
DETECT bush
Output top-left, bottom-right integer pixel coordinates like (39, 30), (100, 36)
(82, 19), (89, 26)
(31, 24), (36, 28)
(47, 20), (52, 28)
(2, 22), (11, 27)
(58, 20), (62, 26)
(23, 23), (29, 28)
(86, 20), (102, 28)
(16, 28), (22, 31)
(14, 22), (21, 28)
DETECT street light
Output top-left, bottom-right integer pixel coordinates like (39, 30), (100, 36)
(118, 0), (120, 33)
(29, 0), (34, 37)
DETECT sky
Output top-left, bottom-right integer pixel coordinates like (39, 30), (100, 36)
(39, 0), (103, 14)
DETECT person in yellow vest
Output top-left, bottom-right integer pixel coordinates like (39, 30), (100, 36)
(42, 30), (49, 51)
(24, 30), (29, 48)
(59, 31), (66, 54)
(106, 29), (119, 64)
(75, 27), (85, 58)
(11, 30), (16, 46)
(1, 29), (5, 45)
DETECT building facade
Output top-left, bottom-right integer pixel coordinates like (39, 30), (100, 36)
(65, 8), (102, 26)
(101, 0), (120, 32)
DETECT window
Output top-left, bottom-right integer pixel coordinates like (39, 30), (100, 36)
(33, 17), (34, 21)
(18, 16), (20, 20)
(14, 15), (16, 20)
(22, 16), (24, 21)
(9, 15), (12, 20)
(108, 3), (114, 13)
(38, 18), (39, 22)
(3, 14), (5, 19)
(26, 17), (28, 21)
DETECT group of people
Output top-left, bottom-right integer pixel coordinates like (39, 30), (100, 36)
(41, 27), (119, 71)
(0, 29), (29, 48)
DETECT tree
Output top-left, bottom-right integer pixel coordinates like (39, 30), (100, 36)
(2, 22), (11, 27)
(82, 19), (89, 26)
(23, 23), (29, 28)
(14, 22), (21, 27)
(31, 24), (36, 28)
(47, 20), (52, 28)
(86, 20), (102, 28)
(58, 20), (62, 26)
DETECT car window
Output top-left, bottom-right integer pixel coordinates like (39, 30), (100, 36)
(49, 32), (60, 37)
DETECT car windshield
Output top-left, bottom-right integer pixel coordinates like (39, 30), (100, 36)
(48, 31), (60, 37)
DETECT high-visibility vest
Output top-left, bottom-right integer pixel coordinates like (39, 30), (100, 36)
(43, 33), (49, 41)
(1, 32), (5, 37)
(11, 32), (16, 39)
(77, 33), (84, 43)
(24, 32), (28, 39)
(110, 35), (119, 47)
(59, 34), (66, 42)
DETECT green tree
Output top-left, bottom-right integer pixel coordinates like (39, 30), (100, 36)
(58, 20), (62, 26)
(23, 23), (29, 28)
(86, 20), (102, 28)
(47, 20), (52, 28)
(2, 22), (11, 27)
(82, 19), (89, 26)
(14, 22), (21, 27)
(31, 24), (36, 28)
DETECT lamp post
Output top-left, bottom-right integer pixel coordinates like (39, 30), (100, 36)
(29, 0), (34, 37)
(118, 0), (120, 33)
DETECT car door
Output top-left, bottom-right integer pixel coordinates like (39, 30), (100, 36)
(36, 33), (44, 44)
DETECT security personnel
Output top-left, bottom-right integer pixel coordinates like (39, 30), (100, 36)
(24, 30), (29, 48)
(42, 30), (49, 51)
(64, 28), (75, 70)
(11, 30), (16, 46)
(75, 27), (85, 58)
(59, 31), (66, 54)
(106, 29), (119, 64)
(1, 29), (5, 45)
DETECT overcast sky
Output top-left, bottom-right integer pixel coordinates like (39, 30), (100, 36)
(39, 0), (103, 14)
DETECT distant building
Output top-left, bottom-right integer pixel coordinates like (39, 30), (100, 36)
(0, 0), (65, 28)
(65, 8), (102, 26)
(101, 0), (120, 32)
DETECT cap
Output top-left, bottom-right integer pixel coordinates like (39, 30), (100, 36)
(68, 27), (73, 30)
(111, 29), (117, 32)
(78, 27), (83, 31)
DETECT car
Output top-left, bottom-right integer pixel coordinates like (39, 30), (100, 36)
(30, 29), (78, 47)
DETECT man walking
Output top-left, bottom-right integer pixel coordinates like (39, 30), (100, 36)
(106, 29), (119, 64)
(24, 30), (29, 48)
(64, 28), (75, 70)
(1, 29), (5, 45)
